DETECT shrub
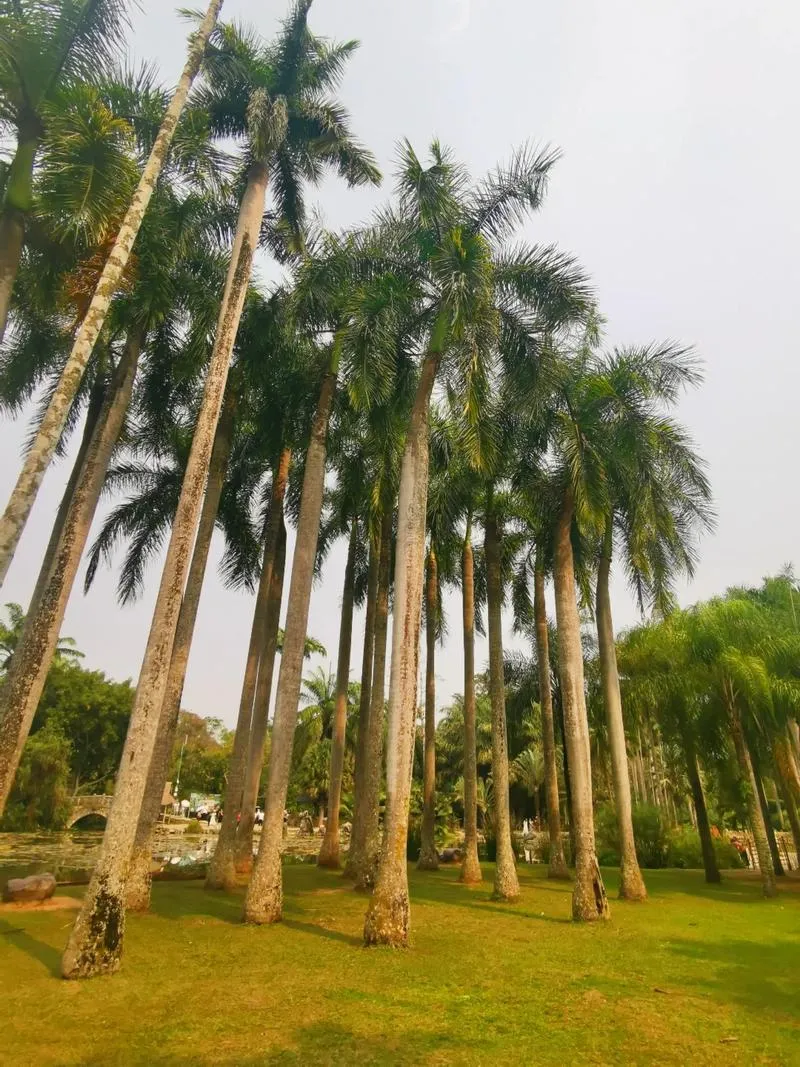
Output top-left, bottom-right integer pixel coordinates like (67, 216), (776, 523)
(184, 820), (203, 837)
(406, 819), (421, 861)
(595, 803), (668, 869)
(536, 832), (573, 867)
(666, 827), (744, 870)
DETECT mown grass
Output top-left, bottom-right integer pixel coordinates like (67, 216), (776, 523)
(1, 864), (799, 1065)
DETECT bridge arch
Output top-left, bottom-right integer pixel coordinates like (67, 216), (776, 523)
(67, 795), (113, 829)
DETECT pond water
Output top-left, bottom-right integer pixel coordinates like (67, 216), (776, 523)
(0, 828), (215, 885)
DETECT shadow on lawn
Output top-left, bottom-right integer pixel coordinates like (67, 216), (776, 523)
(408, 876), (572, 925)
(666, 935), (800, 1019)
(0, 918), (61, 976)
(242, 1021), (454, 1066)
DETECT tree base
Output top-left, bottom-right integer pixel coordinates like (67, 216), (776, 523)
(762, 874), (778, 898)
(493, 845), (520, 902)
(363, 884), (409, 947)
(459, 846), (483, 885)
(317, 832), (341, 869)
(547, 860), (572, 881)
(242, 880), (283, 924)
(572, 856), (610, 921)
(61, 876), (126, 979)
(619, 862), (648, 902)
(416, 847), (439, 872)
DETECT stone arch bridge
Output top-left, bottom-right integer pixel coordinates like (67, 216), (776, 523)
(67, 795), (113, 829)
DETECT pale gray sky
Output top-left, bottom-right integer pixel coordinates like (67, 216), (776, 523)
(2, 0), (799, 725)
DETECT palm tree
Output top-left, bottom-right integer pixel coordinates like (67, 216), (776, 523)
(62, 3), (376, 976)
(0, 183), (226, 819)
(0, 602), (81, 670)
(417, 541), (441, 871)
(592, 343), (712, 901)
(364, 141), (591, 946)
(0, 0), (223, 583)
(0, 0), (129, 340)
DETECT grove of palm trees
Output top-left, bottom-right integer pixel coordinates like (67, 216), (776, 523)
(1, 1), (798, 1063)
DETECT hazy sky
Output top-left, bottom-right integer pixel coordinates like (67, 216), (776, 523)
(2, 0), (799, 726)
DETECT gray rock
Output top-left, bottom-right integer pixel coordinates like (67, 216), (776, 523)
(3, 872), (57, 903)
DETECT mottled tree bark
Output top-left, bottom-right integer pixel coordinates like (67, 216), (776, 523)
(318, 520), (359, 868)
(351, 509), (391, 891)
(459, 522), (482, 885)
(208, 458), (283, 891)
(485, 512), (520, 902)
(552, 495), (609, 922)
(677, 712), (720, 884)
(0, 0), (224, 586)
(244, 368), (337, 923)
(533, 561), (569, 880)
(595, 525), (647, 901)
(125, 391), (236, 910)
(728, 694), (776, 897)
(343, 536), (379, 880)
(751, 750), (784, 877)
(364, 352), (439, 946)
(417, 547), (440, 871)
(773, 736), (800, 863)
(235, 511), (288, 876)
(0, 334), (141, 818)
(62, 157), (266, 979)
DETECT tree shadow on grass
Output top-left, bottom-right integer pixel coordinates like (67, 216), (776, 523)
(408, 881), (572, 925)
(242, 1021), (454, 1066)
(281, 918), (362, 947)
(665, 936), (800, 1020)
(0, 918), (61, 976)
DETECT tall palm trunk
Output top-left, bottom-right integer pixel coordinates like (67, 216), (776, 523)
(318, 520), (359, 868)
(0, 0), (224, 587)
(208, 449), (287, 891)
(343, 535), (379, 880)
(125, 390), (237, 910)
(0, 124), (39, 343)
(773, 736), (800, 862)
(533, 560), (569, 880)
(235, 517), (287, 875)
(418, 546), (440, 871)
(351, 509), (391, 891)
(243, 364), (338, 924)
(364, 351), (439, 947)
(677, 712), (720, 883)
(727, 691), (776, 897)
(485, 511), (520, 903)
(595, 522), (647, 901)
(552, 494), (609, 922)
(61, 157), (267, 980)
(459, 520), (482, 885)
(751, 750), (784, 877)
(0, 333), (142, 818)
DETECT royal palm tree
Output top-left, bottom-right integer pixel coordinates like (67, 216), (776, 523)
(364, 141), (591, 946)
(0, 0), (223, 583)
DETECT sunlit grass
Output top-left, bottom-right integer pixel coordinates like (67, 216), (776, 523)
(2, 864), (798, 1065)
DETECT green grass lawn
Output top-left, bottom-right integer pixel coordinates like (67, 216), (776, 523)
(1, 864), (798, 1065)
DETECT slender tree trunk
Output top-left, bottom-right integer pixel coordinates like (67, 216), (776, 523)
(207, 459), (284, 891)
(235, 456), (291, 875)
(459, 521), (482, 885)
(28, 371), (107, 619)
(418, 547), (440, 871)
(351, 508), (391, 891)
(751, 749), (784, 877)
(244, 367), (337, 924)
(125, 391), (237, 910)
(0, 0), (224, 586)
(774, 737), (800, 862)
(552, 495), (609, 921)
(485, 511), (520, 902)
(534, 561), (569, 880)
(364, 350), (440, 947)
(318, 520), (359, 868)
(0, 129), (39, 344)
(727, 694), (776, 897)
(677, 712), (720, 883)
(61, 158), (267, 979)
(0, 334), (141, 818)
(595, 526), (647, 901)
(344, 535), (379, 880)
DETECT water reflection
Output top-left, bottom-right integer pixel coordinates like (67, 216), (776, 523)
(0, 828), (213, 884)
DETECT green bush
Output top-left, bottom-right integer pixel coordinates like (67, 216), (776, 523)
(595, 803), (668, 869)
(0, 725), (73, 831)
(666, 827), (744, 870)
(184, 819), (204, 836)
(406, 819), (421, 861)
(536, 832), (573, 867)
